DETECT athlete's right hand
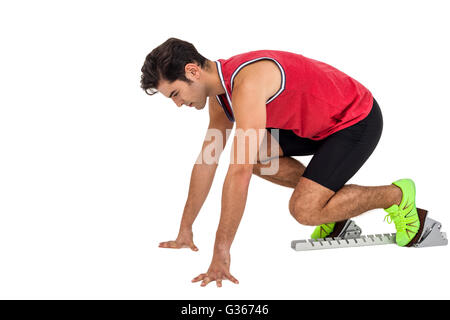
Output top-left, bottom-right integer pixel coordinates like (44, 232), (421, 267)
(158, 230), (199, 251)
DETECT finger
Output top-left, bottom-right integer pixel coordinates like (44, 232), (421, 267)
(226, 273), (239, 284)
(201, 276), (212, 287)
(168, 241), (179, 248)
(158, 241), (177, 248)
(216, 279), (222, 288)
(192, 274), (206, 283)
(190, 245), (199, 251)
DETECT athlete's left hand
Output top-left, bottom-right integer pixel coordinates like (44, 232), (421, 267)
(192, 253), (239, 287)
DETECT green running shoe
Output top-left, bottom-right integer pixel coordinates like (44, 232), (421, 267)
(384, 178), (420, 247)
(311, 223), (335, 240)
(310, 220), (351, 239)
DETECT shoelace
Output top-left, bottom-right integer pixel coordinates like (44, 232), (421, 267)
(384, 211), (406, 232)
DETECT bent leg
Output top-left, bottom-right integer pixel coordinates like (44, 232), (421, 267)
(253, 157), (305, 188)
(289, 98), (402, 225)
(289, 177), (402, 226)
(252, 128), (313, 188)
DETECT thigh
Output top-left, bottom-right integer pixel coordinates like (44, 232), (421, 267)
(302, 98), (383, 192)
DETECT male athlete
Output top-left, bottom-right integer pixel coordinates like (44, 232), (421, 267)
(141, 38), (422, 287)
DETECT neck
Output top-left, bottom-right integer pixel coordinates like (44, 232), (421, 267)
(204, 60), (225, 97)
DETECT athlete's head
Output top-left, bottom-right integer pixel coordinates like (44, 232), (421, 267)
(141, 38), (210, 110)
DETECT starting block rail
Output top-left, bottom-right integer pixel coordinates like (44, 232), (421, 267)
(291, 216), (448, 251)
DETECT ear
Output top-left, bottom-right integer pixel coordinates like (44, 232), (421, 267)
(185, 63), (201, 81)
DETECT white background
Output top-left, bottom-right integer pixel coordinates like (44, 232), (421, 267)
(0, 0), (449, 300)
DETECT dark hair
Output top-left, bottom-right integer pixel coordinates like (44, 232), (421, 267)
(140, 38), (209, 95)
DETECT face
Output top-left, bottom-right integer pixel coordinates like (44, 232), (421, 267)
(157, 64), (208, 110)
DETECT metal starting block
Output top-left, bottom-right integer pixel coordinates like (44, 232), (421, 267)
(291, 216), (448, 251)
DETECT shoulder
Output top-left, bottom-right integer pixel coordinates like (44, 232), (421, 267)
(232, 60), (282, 101)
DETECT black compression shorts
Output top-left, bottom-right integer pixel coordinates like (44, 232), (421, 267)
(267, 97), (383, 192)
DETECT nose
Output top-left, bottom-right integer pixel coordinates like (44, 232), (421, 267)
(172, 97), (184, 108)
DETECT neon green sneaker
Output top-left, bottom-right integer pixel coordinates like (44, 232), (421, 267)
(384, 178), (420, 246)
(311, 220), (351, 239)
(311, 223), (336, 239)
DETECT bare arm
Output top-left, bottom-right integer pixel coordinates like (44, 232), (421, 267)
(213, 84), (267, 253)
(179, 97), (234, 232)
(192, 60), (282, 286)
(159, 96), (233, 250)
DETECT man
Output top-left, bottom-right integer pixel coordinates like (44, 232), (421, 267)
(140, 38), (422, 287)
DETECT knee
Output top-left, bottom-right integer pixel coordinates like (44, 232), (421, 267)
(289, 195), (318, 226)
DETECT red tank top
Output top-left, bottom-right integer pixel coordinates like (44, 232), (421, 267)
(215, 50), (373, 140)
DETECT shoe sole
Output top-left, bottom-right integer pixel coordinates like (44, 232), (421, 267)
(405, 207), (428, 247)
(328, 220), (349, 238)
